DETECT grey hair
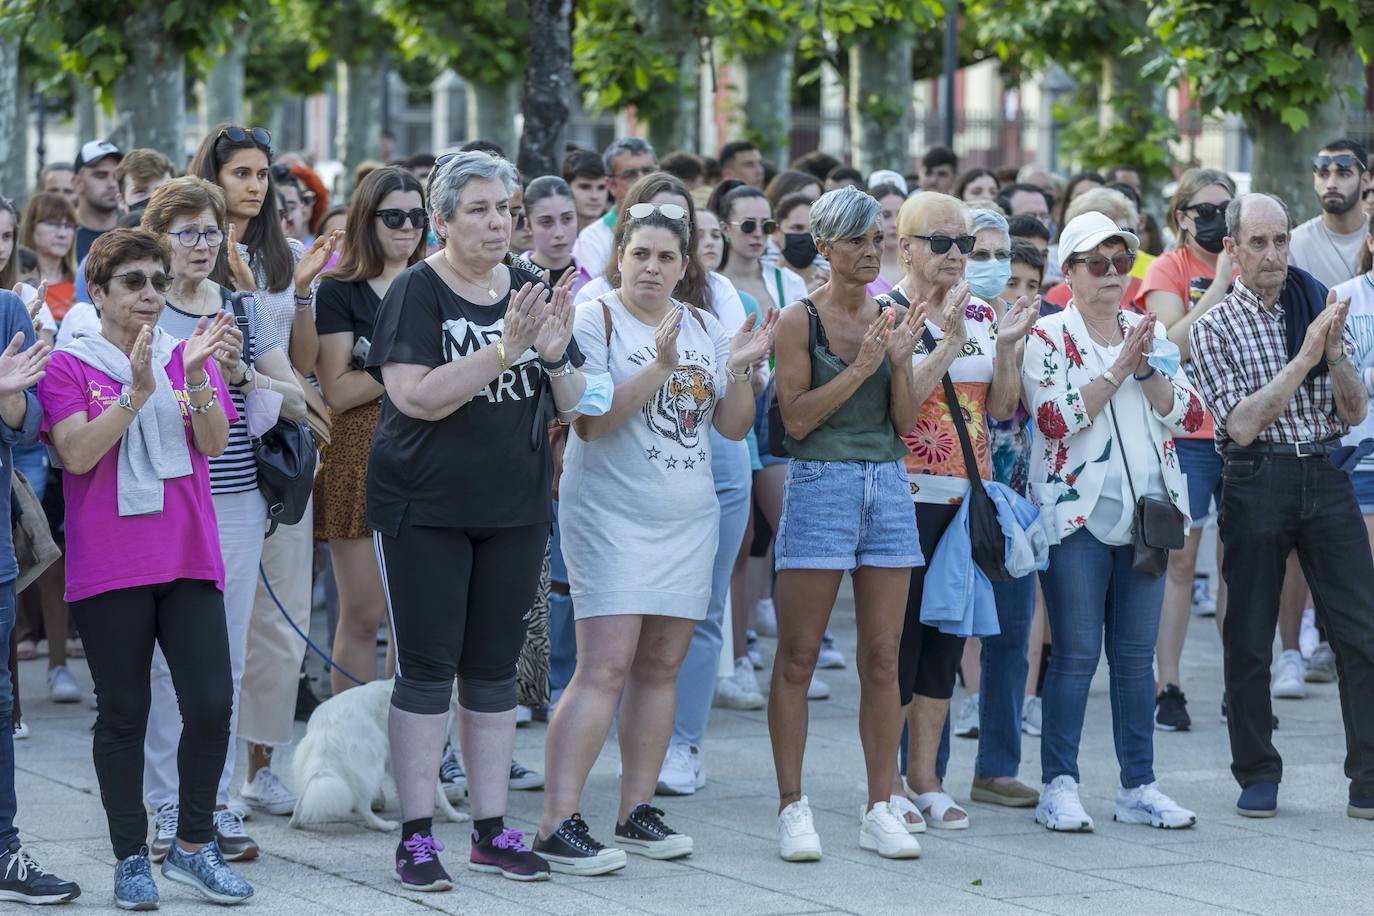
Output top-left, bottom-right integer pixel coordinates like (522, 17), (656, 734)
(810, 186), (882, 243)
(429, 152), (520, 221)
(970, 206), (1010, 237)
(602, 137), (657, 175)
(1226, 192), (1291, 239)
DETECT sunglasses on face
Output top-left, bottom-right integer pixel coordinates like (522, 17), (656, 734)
(220, 126), (273, 151)
(377, 208), (428, 230)
(1182, 202), (1230, 221)
(730, 218), (778, 236)
(1364, 188), (1374, 202)
(627, 202), (688, 222)
(1068, 251), (1136, 278)
(1313, 154), (1366, 174)
(111, 270), (173, 293)
(172, 228), (224, 248)
(911, 233), (975, 255)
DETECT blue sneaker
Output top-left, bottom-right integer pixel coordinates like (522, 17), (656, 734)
(113, 848), (158, 911)
(1236, 782), (1278, 818)
(161, 840), (252, 904)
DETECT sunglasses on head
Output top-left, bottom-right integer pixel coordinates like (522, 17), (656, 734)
(1182, 201), (1230, 221)
(377, 208), (427, 230)
(911, 233), (975, 255)
(1068, 251), (1136, 278)
(731, 218), (778, 236)
(111, 270), (173, 293)
(220, 126), (273, 151)
(627, 202), (688, 222)
(1313, 154), (1366, 174)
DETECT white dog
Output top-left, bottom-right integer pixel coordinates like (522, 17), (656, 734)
(289, 678), (470, 832)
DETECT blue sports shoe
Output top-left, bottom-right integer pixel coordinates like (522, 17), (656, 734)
(113, 847), (158, 911)
(161, 840), (252, 905)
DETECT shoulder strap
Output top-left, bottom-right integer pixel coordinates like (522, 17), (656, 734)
(773, 268), (786, 311)
(685, 303), (707, 332)
(220, 287), (256, 368)
(922, 327), (989, 497)
(800, 297), (820, 352)
(1104, 401), (1139, 504)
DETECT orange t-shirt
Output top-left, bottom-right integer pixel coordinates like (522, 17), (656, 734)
(45, 280), (75, 323)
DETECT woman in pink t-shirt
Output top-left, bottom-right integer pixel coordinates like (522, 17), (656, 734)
(37, 229), (252, 907)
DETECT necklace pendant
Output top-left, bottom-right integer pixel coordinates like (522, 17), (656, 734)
(489, 287), (498, 299)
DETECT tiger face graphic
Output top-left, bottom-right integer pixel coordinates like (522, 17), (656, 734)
(645, 365), (716, 448)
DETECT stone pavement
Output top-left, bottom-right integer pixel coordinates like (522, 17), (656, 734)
(12, 582), (1371, 915)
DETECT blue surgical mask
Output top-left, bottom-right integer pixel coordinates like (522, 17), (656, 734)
(1147, 337), (1182, 377)
(965, 258), (1012, 301)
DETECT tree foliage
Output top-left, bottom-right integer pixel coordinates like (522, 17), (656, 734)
(376, 0), (527, 86)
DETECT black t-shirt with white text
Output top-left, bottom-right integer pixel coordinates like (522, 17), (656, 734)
(365, 261), (552, 535)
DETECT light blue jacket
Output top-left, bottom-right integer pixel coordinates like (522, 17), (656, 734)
(920, 481), (1049, 638)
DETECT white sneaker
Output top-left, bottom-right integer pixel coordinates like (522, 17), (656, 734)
(859, 801), (921, 859)
(714, 657), (765, 710)
(816, 631), (846, 669)
(1306, 642), (1337, 683)
(777, 797), (822, 862)
(656, 743), (704, 796)
(1113, 782), (1196, 829)
(239, 768), (297, 816)
(746, 629), (764, 670)
(515, 704), (533, 725)
(1299, 608), (1319, 659)
(754, 599), (778, 637)
(1022, 695), (1042, 736)
(807, 674), (831, 701)
(46, 666), (81, 703)
(1271, 649), (1307, 699)
(954, 693), (980, 738)
(1036, 775), (1094, 832)
(12, 721), (28, 740)
(1190, 577), (1216, 617)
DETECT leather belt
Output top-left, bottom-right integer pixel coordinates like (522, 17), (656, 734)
(1225, 438), (1341, 458)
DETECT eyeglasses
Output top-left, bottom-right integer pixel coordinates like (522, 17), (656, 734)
(110, 270), (173, 293)
(1068, 251), (1137, 277)
(910, 234), (975, 255)
(627, 202), (688, 222)
(220, 126), (273, 151)
(730, 218), (778, 236)
(1313, 154), (1366, 174)
(37, 220), (76, 232)
(613, 166), (657, 183)
(171, 228), (224, 248)
(377, 208), (428, 230)
(1181, 202), (1230, 221)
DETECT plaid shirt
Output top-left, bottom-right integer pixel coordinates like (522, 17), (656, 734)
(1189, 277), (1355, 450)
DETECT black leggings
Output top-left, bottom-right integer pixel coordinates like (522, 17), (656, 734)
(378, 523), (547, 715)
(898, 503), (967, 705)
(70, 579), (231, 860)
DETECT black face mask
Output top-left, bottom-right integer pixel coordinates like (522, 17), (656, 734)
(1193, 213), (1227, 253)
(782, 232), (818, 269)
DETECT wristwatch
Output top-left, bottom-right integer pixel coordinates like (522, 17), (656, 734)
(238, 363), (255, 386)
(117, 389), (137, 414)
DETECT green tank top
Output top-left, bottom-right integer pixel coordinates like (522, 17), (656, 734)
(782, 300), (910, 463)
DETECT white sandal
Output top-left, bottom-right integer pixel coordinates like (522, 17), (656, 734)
(908, 789), (970, 830)
(888, 794), (927, 834)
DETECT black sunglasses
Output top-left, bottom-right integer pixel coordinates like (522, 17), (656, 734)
(1313, 154), (1366, 174)
(731, 218), (778, 236)
(1182, 201), (1230, 221)
(377, 208), (428, 230)
(111, 270), (173, 293)
(1068, 251), (1136, 278)
(911, 233), (975, 255)
(220, 126), (273, 151)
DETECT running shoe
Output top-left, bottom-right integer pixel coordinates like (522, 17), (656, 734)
(161, 840), (253, 904)
(468, 825), (550, 881)
(393, 832), (452, 891)
(0, 846), (80, 905)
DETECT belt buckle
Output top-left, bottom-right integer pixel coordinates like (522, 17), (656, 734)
(1294, 441), (1315, 457)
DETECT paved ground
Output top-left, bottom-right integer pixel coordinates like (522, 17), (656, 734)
(13, 580), (1371, 915)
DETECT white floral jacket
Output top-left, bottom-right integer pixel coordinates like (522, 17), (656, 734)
(1021, 304), (1207, 542)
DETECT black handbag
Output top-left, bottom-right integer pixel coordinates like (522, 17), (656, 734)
(767, 298), (817, 458)
(1105, 401), (1186, 576)
(924, 328), (1014, 581)
(224, 290), (318, 537)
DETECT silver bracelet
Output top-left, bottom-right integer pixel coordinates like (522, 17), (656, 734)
(545, 361), (576, 379)
(185, 372), (212, 393)
(188, 392), (218, 415)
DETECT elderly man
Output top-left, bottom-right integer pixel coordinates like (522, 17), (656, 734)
(570, 136), (657, 280)
(1290, 139), (1372, 289)
(1190, 192), (1374, 821)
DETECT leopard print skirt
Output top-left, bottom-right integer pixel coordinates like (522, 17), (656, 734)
(516, 538), (552, 708)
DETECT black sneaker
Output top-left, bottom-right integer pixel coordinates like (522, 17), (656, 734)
(394, 832), (453, 892)
(0, 846), (80, 904)
(533, 814), (626, 876)
(1155, 685), (1191, 731)
(295, 672), (322, 723)
(614, 804), (693, 860)
(468, 825), (550, 881)
(1220, 692), (1279, 729)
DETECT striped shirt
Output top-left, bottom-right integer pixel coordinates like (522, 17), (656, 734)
(1189, 277), (1354, 450)
(158, 290), (285, 494)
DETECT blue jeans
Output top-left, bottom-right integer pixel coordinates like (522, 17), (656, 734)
(0, 580), (15, 850)
(673, 433), (752, 748)
(1039, 528), (1165, 788)
(548, 501), (576, 704)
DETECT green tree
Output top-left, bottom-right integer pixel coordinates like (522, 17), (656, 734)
(708, 0), (803, 164)
(1152, 0), (1374, 221)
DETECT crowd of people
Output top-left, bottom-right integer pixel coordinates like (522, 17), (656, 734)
(0, 123), (1370, 907)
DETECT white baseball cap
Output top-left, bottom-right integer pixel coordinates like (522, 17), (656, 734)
(75, 139), (122, 171)
(1056, 211), (1140, 270)
(867, 169), (909, 196)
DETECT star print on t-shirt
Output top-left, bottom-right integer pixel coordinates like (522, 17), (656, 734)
(646, 445), (661, 462)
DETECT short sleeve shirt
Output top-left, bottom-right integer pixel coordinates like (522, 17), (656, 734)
(315, 277), (381, 341)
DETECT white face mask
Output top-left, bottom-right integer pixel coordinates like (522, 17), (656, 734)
(244, 386), (283, 438)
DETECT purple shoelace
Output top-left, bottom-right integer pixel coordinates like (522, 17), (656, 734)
(403, 833), (444, 864)
(489, 829), (528, 852)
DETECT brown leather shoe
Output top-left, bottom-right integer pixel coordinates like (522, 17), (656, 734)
(971, 777), (1039, 808)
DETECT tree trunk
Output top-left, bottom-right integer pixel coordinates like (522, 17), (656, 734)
(73, 77), (99, 147)
(335, 55), (385, 199)
(632, 0), (698, 154)
(1248, 52), (1365, 225)
(743, 42), (795, 166)
(467, 78), (519, 159)
(109, 6), (185, 161)
(0, 38), (24, 198)
(518, 0), (572, 178)
(848, 32), (913, 174)
(204, 31), (249, 130)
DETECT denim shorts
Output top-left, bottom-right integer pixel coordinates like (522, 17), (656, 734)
(1176, 438), (1222, 528)
(775, 458), (922, 571)
(1353, 471), (1374, 515)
